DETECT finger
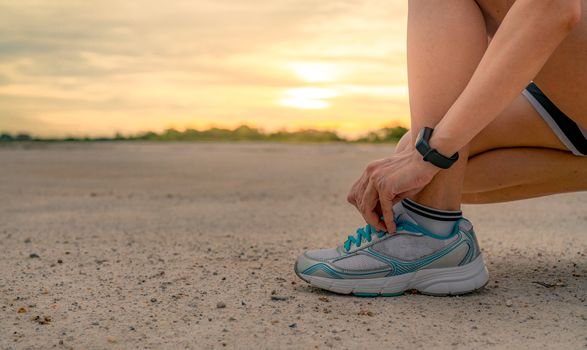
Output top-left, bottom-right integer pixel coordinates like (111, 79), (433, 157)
(360, 180), (386, 232)
(347, 172), (367, 206)
(353, 173), (369, 209)
(378, 187), (396, 233)
(347, 188), (356, 205)
(374, 201), (383, 218)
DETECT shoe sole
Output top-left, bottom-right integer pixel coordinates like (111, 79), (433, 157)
(295, 254), (489, 297)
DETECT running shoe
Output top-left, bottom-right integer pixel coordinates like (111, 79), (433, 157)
(294, 214), (489, 296)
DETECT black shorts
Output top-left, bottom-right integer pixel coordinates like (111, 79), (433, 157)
(522, 82), (587, 156)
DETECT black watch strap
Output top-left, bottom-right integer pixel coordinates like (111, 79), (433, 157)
(415, 127), (459, 169)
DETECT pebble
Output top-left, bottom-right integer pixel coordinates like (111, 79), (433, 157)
(217, 302), (226, 308)
(57, 259), (63, 264)
(271, 295), (289, 301)
(289, 323), (297, 328)
(505, 300), (513, 307)
(29, 253), (40, 259)
(32, 315), (52, 325)
(151, 298), (157, 303)
(358, 310), (374, 317)
(106, 336), (116, 343)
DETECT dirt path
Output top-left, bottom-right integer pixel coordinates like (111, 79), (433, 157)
(1, 142), (585, 349)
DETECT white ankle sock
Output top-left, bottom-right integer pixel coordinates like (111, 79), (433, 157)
(395, 199), (462, 237)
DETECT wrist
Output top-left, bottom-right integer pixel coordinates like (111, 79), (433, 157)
(412, 149), (441, 174)
(414, 127), (459, 169)
(427, 124), (461, 156)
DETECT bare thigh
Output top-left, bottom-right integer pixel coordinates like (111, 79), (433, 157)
(396, 94), (569, 155)
(469, 94), (568, 155)
(475, 0), (587, 129)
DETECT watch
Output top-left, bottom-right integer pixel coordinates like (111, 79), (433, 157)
(415, 127), (459, 169)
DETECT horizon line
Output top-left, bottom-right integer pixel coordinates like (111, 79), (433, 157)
(0, 122), (411, 139)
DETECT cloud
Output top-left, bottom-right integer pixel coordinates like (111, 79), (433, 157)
(0, 0), (409, 136)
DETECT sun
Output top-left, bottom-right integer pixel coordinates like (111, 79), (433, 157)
(279, 87), (338, 109)
(290, 62), (339, 83)
(280, 98), (330, 109)
(279, 63), (341, 109)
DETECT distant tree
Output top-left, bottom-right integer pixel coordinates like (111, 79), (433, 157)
(0, 133), (14, 142)
(15, 133), (32, 141)
(267, 129), (343, 143)
(355, 126), (408, 143)
(135, 131), (159, 140)
(162, 128), (182, 140)
(0, 124), (409, 143)
(232, 125), (264, 141)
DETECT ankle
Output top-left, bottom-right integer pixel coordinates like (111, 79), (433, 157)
(400, 198), (462, 237)
(410, 195), (461, 212)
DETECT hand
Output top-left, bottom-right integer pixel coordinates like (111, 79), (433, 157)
(347, 148), (440, 233)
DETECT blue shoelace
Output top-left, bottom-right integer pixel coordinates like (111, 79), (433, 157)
(343, 220), (406, 252)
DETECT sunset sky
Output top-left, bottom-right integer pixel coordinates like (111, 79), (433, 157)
(0, 0), (409, 138)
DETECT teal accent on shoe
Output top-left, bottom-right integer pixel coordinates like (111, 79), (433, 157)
(459, 242), (474, 266)
(395, 219), (461, 240)
(458, 229), (479, 266)
(343, 218), (462, 252)
(366, 236), (469, 276)
(301, 262), (391, 278)
(344, 224), (386, 251)
(301, 263), (343, 279)
(353, 292), (379, 297)
(353, 291), (404, 297)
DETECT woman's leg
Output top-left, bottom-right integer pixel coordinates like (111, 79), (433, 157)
(476, 0), (587, 128)
(463, 148), (587, 203)
(395, 94), (587, 204)
(406, 0), (487, 211)
(406, 0), (587, 212)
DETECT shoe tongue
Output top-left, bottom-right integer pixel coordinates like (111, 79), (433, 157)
(396, 212), (418, 225)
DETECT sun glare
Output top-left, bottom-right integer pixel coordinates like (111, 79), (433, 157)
(280, 98), (330, 109)
(291, 63), (339, 83)
(279, 87), (338, 109)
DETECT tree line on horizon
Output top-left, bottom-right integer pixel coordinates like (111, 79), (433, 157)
(0, 125), (408, 144)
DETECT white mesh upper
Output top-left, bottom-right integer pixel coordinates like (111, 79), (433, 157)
(332, 254), (388, 271)
(371, 234), (458, 261)
(305, 247), (341, 260)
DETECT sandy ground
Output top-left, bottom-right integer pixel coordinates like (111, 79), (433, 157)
(0, 142), (586, 350)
